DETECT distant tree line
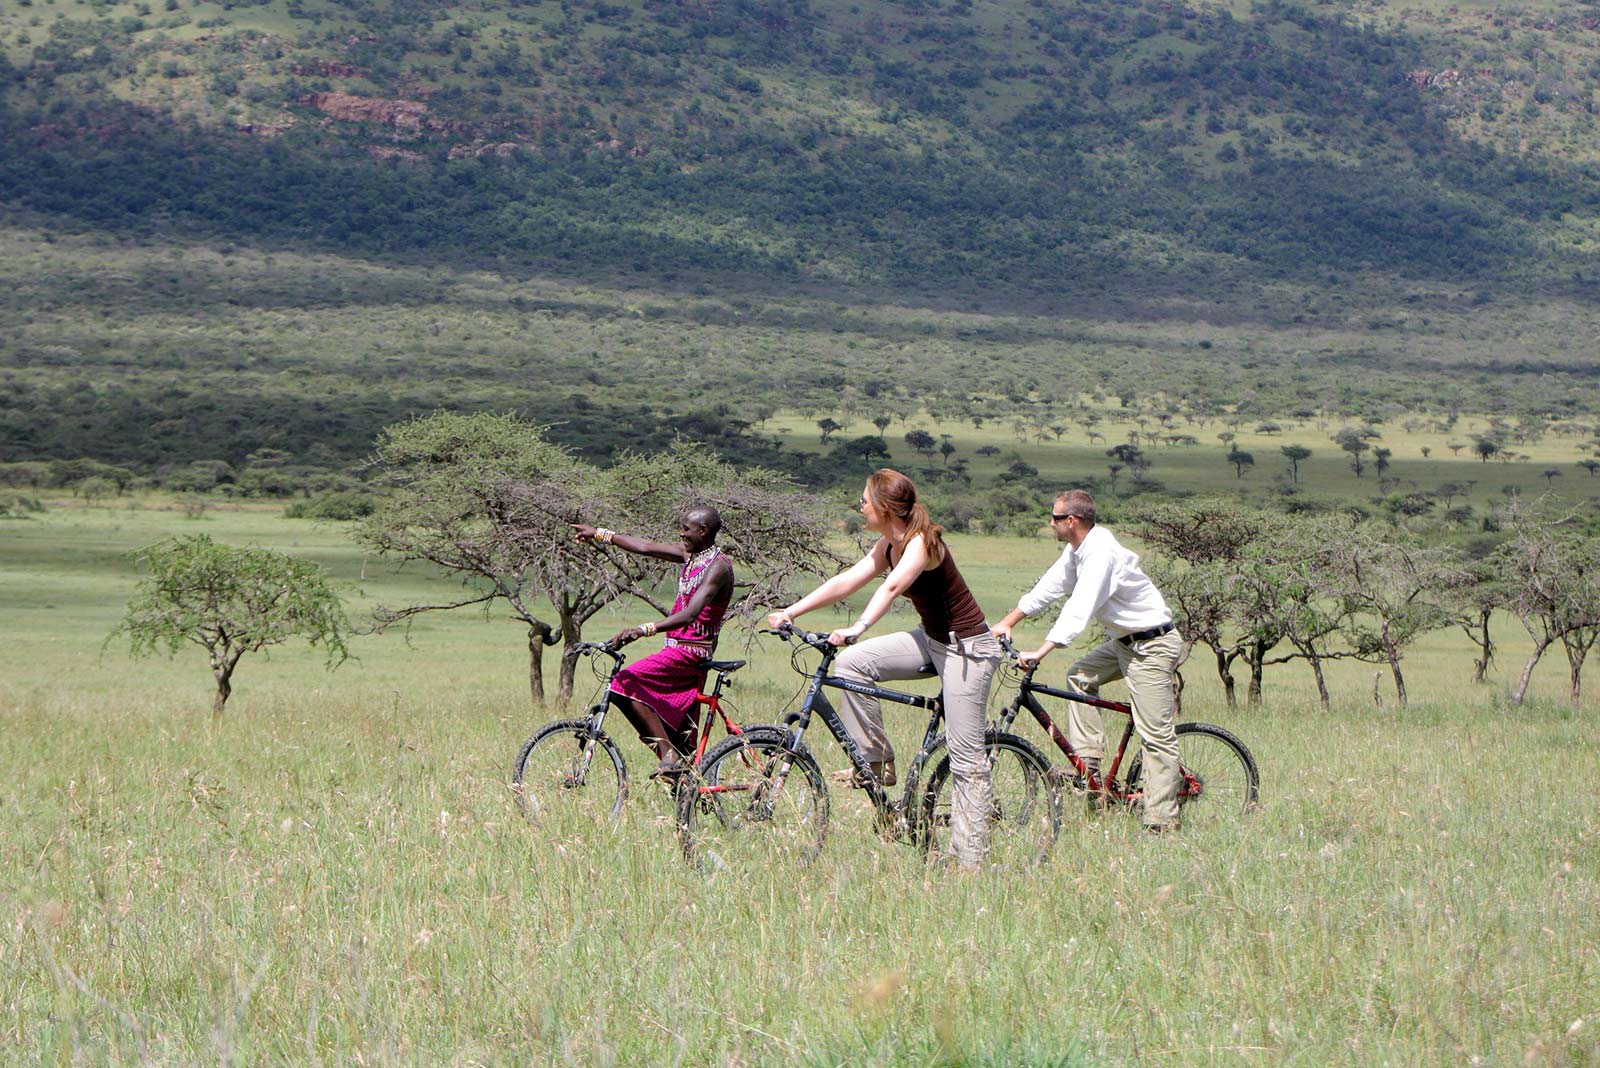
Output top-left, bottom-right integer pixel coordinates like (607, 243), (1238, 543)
(1132, 498), (1600, 710)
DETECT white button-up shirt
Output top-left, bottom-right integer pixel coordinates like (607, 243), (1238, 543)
(1015, 525), (1172, 648)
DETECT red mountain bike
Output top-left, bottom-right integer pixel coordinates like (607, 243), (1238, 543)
(512, 641), (778, 830)
(993, 636), (1259, 827)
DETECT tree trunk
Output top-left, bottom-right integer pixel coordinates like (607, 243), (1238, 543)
(1563, 641), (1588, 709)
(527, 623), (553, 706)
(1213, 647), (1237, 709)
(1512, 641), (1548, 706)
(1471, 609), (1494, 684)
(1247, 641), (1267, 707)
(1386, 643), (1408, 708)
(557, 611), (583, 706)
(212, 669), (231, 718)
(1305, 651), (1330, 711)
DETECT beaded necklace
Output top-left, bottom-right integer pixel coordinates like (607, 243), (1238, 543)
(679, 545), (722, 599)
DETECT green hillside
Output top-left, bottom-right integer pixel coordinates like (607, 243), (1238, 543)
(4, 0), (1600, 295)
(5, 0), (1600, 499)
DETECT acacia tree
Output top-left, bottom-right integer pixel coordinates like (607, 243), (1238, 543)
(1281, 444), (1311, 484)
(1495, 506), (1600, 705)
(1332, 531), (1466, 707)
(114, 535), (350, 717)
(903, 429), (937, 457)
(358, 413), (587, 703)
(360, 414), (839, 705)
(1239, 523), (1350, 711)
(1131, 500), (1264, 708)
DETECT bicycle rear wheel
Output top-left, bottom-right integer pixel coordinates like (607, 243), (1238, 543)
(1125, 721), (1259, 829)
(920, 731), (1060, 868)
(512, 717), (628, 831)
(677, 727), (828, 871)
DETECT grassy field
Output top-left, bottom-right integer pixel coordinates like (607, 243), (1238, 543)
(3, 499), (1598, 1065)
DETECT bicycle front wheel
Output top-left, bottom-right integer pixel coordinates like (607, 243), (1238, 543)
(512, 717), (628, 831)
(677, 727), (829, 871)
(920, 731), (1060, 868)
(1126, 721), (1259, 829)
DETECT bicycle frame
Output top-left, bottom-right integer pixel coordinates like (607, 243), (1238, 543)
(771, 628), (946, 823)
(574, 642), (750, 769)
(995, 673), (1141, 799)
(992, 642), (1206, 804)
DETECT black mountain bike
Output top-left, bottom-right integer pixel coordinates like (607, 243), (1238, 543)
(677, 624), (1060, 869)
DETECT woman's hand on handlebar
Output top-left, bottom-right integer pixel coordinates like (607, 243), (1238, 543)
(610, 626), (644, 648)
(827, 622), (866, 647)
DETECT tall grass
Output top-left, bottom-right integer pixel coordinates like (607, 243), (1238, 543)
(2, 501), (1597, 1065)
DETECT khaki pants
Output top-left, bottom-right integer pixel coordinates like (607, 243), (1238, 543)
(834, 629), (1002, 866)
(1065, 629), (1183, 828)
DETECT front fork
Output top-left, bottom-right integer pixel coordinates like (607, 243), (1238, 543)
(571, 696), (613, 784)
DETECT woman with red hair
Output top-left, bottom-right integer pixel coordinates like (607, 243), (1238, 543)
(768, 468), (1002, 869)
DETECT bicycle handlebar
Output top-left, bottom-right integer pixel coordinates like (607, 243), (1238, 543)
(994, 633), (1039, 675)
(763, 622), (846, 651)
(572, 640), (625, 662)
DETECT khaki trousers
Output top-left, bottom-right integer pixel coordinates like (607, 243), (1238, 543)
(834, 629), (1002, 866)
(1065, 629), (1184, 828)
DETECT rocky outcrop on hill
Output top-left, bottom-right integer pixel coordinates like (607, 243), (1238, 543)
(368, 145), (427, 161)
(301, 92), (430, 130)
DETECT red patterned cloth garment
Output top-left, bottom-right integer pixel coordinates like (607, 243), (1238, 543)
(609, 547), (733, 747)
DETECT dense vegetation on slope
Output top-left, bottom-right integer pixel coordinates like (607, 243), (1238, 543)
(4, 0), (1600, 490)
(4, 0), (1600, 295)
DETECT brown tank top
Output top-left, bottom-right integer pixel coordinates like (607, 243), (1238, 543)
(886, 539), (989, 640)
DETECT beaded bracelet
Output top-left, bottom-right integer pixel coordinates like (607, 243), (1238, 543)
(639, 621), (657, 636)
(594, 527), (616, 544)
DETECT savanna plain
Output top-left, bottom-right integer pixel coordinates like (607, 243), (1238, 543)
(2, 498), (1596, 1067)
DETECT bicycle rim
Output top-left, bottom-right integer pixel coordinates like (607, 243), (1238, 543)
(513, 721), (628, 832)
(922, 732), (1060, 869)
(680, 730), (828, 871)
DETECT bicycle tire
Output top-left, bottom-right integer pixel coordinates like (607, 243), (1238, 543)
(512, 717), (629, 828)
(920, 731), (1061, 868)
(1125, 721), (1259, 828)
(677, 727), (829, 871)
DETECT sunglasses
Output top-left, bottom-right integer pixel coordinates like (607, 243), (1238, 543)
(1051, 512), (1076, 522)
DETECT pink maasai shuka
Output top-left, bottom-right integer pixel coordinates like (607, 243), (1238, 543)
(610, 548), (732, 742)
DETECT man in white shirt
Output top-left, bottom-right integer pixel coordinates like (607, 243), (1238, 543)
(992, 489), (1184, 831)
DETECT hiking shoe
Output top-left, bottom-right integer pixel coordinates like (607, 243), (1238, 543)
(830, 759), (895, 788)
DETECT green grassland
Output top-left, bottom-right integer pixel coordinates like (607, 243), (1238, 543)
(6, 222), (1600, 517)
(3, 499), (1598, 1064)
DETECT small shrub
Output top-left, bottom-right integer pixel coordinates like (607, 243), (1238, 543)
(284, 491), (377, 521)
(0, 494), (45, 518)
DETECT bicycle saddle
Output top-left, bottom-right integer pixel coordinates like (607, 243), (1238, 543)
(706, 659), (746, 673)
(917, 662), (936, 676)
